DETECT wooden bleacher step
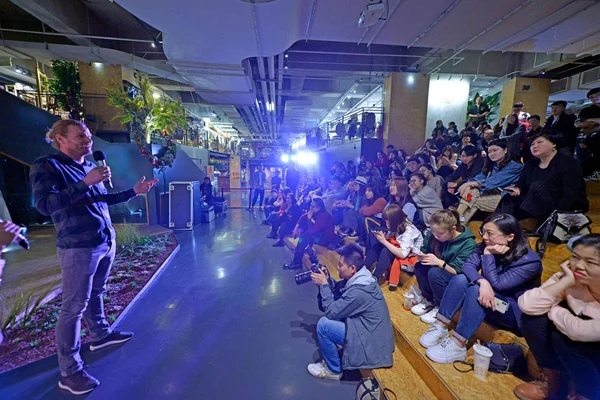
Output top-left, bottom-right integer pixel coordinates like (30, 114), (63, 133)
(384, 287), (527, 400)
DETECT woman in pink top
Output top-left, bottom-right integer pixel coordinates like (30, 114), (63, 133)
(515, 234), (600, 400)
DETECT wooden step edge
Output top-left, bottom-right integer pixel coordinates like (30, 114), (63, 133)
(369, 344), (437, 400)
(391, 320), (459, 400)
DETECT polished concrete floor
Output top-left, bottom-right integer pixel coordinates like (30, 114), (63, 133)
(0, 210), (359, 399)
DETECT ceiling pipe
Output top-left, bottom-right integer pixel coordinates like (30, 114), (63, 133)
(548, 27), (600, 54)
(407, 0), (462, 49)
(268, 55), (277, 136)
(0, 28), (158, 44)
(256, 57), (272, 135)
(366, 0), (405, 47)
(287, 49), (438, 58)
(483, 0), (583, 55)
(305, 0), (318, 40)
(426, 0), (535, 75)
(277, 52), (284, 112)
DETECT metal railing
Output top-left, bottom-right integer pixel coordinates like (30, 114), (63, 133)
(308, 106), (384, 149)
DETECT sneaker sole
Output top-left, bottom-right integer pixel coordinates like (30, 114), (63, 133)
(58, 381), (98, 395)
(425, 349), (466, 364)
(89, 336), (132, 352)
(420, 316), (437, 324)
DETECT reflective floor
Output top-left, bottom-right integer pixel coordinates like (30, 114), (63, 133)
(0, 210), (359, 399)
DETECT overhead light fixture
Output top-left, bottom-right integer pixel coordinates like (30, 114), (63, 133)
(284, 66), (288, 70)
(280, 154), (290, 163)
(15, 68), (22, 74)
(285, 54), (288, 58)
(488, 81), (492, 85)
(407, 75), (414, 85)
(352, 90), (356, 93)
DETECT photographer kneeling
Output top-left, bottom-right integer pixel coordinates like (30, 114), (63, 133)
(307, 243), (394, 380)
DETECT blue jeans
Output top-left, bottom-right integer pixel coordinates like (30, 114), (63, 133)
(317, 317), (346, 374)
(56, 242), (115, 377)
(436, 275), (518, 342)
(414, 264), (454, 305)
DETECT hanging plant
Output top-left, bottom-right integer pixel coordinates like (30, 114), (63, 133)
(106, 76), (187, 172)
(47, 60), (83, 119)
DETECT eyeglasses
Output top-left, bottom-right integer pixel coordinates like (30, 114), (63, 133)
(479, 229), (504, 239)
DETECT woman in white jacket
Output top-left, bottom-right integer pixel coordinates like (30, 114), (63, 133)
(368, 203), (423, 290)
(515, 234), (600, 400)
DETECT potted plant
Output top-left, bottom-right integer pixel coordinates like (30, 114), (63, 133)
(106, 76), (187, 172)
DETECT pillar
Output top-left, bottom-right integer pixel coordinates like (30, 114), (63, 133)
(78, 62), (126, 132)
(383, 72), (430, 154)
(499, 77), (551, 124)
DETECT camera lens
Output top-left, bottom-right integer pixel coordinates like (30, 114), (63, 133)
(294, 270), (312, 285)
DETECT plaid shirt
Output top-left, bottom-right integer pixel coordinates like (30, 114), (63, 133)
(30, 152), (136, 249)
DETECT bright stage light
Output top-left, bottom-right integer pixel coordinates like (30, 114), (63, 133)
(296, 151), (317, 165)
(280, 154), (290, 163)
(290, 154), (297, 161)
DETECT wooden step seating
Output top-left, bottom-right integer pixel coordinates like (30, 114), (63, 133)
(283, 237), (529, 399)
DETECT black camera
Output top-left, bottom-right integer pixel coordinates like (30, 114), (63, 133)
(294, 245), (326, 285)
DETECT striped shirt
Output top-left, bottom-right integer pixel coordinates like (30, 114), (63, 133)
(30, 152), (136, 249)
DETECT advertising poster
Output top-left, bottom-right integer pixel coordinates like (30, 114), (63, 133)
(230, 155), (241, 189)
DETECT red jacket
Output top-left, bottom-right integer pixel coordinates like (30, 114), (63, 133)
(297, 209), (335, 245)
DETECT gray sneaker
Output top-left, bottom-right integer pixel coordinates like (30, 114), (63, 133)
(58, 370), (99, 395)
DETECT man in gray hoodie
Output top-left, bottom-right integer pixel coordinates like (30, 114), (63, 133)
(308, 243), (394, 380)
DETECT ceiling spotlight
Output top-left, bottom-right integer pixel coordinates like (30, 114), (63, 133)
(352, 90), (356, 93)
(15, 68), (22, 74)
(540, 69), (546, 75)
(488, 81), (492, 85)
(151, 42), (156, 48)
(284, 66), (288, 70)
(285, 54), (289, 58)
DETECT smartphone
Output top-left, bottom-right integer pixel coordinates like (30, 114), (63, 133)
(494, 297), (509, 314)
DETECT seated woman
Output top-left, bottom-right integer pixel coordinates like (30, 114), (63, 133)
(367, 203), (423, 290)
(283, 197), (335, 270)
(515, 234), (600, 400)
(437, 145), (458, 179)
(418, 214), (542, 364)
(262, 189), (280, 221)
(419, 163), (445, 199)
(457, 139), (522, 223)
(499, 129), (589, 225)
(409, 173), (443, 227)
(365, 177), (420, 243)
(500, 113), (526, 160)
(412, 210), (477, 324)
(269, 193), (303, 247)
(263, 188), (290, 225)
(444, 144), (484, 207)
(336, 177), (367, 237)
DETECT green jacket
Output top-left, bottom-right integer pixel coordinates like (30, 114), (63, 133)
(421, 227), (477, 274)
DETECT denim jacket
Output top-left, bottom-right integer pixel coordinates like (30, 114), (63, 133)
(470, 160), (522, 194)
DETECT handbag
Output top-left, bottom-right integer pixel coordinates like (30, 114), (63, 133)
(535, 210), (592, 258)
(453, 343), (527, 376)
(356, 378), (397, 400)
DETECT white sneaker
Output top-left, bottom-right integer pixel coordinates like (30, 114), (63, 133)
(411, 301), (432, 316)
(307, 360), (342, 380)
(401, 264), (415, 273)
(425, 337), (467, 364)
(419, 323), (448, 348)
(420, 306), (439, 324)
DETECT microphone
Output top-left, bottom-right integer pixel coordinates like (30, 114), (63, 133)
(0, 219), (30, 250)
(92, 150), (113, 189)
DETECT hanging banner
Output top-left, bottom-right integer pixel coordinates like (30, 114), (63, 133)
(230, 155), (241, 189)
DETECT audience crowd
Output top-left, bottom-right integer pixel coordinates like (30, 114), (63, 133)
(253, 88), (600, 398)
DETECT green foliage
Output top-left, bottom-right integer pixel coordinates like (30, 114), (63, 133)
(466, 91), (502, 125)
(1, 280), (59, 333)
(48, 60), (83, 119)
(108, 314), (117, 323)
(106, 75), (188, 171)
(28, 340), (41, 348)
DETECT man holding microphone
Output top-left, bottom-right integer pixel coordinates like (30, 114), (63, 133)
(30, 120), (158, 395)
